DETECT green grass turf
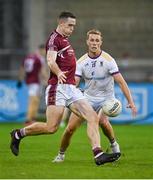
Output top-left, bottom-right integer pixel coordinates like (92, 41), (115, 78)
(0, 122), (153, 179)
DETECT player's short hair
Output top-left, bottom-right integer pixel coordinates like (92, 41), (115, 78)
(59, 11), (76, 20)
(87, 29), (103, 40)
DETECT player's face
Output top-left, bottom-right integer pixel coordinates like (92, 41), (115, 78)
(61, 18), (76, 37)
(87, 34), (102, 54)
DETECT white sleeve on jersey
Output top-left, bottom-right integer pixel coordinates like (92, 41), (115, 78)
(75, 62), (82, 77)
(75, 53), (88, 77)
(107, 58), (119, 75)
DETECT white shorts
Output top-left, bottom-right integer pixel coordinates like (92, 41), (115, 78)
(28, 83), (41, 96)
(45, 84), (85, 107)
(84, 93), (115, 113)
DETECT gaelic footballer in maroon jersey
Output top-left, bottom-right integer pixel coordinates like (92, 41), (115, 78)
(46, 30), (76, 85)
(23, 53), (44, 84)
(10, 12), (119, 166)
(17, 45), (48, 126)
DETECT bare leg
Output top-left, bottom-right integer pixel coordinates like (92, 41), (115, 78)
(60, 113), (83, 152)
(98, 109), (120, 153)
(60, 108), (71, 127)
(68, 99), (121, 165)
(27, 96), (40, 121)
(70, 99), (101, 149)
(10, 105), (65, 156)
(98, 110), (115, 143)
(24, 105), (65, 135)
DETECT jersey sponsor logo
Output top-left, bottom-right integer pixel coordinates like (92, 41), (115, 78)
(85, 76), (106, 80)
(57, 45), (71, 58)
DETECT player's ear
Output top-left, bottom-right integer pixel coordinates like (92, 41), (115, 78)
(58, 19), (64, 25)
(59, 18), (67, 25)
(86, 39), (89, 46)
(100, 36), (103, 45)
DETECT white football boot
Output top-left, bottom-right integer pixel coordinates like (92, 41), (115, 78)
(111, 141), (120, 153)
(110, 142), (121, 161)
(52, 153), (65, 163)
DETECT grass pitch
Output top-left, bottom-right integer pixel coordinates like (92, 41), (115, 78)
(0, 123), (153, 179)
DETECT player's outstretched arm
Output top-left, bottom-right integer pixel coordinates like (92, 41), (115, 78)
(113, 73), (137, 117)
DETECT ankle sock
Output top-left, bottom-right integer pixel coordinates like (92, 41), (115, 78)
(59, 150), (65, 155)
(15, 129), (25, 139)
(92, 147), (103, 158)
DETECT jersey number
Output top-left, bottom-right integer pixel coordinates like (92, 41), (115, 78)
(24, 59), (34, 72)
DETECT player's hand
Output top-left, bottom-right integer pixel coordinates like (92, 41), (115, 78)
(57, 71), (68, 84)
(127, 103), (137, 117)
(16, 80), (22, 88)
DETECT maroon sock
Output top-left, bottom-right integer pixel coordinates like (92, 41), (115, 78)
(16, 129), (25, 139)
(93, 147), (103, 158)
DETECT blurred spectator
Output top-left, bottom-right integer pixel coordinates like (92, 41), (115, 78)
(120, 52), (131, 68)
(17, 44), (48, 126)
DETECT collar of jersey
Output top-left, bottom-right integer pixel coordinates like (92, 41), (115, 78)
(55, 30), (68, 38)
(88, 50), (102, 59)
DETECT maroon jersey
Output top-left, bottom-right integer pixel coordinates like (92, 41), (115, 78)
(46, 30), (76, 85)
(23, 54), (44, 84)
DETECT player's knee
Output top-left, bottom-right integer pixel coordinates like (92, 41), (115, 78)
(66, 126), (75, 135)
(46, 125), (58, 134)
(99, 116), (109, 126)
(99, 120), (107, 128)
